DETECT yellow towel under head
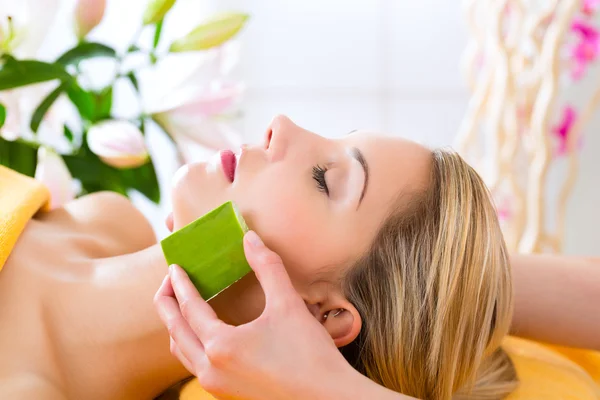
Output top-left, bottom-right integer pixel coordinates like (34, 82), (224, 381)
(0, 165), (49, 271)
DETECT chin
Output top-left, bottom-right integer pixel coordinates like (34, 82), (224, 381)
(170, 161), (230, 230)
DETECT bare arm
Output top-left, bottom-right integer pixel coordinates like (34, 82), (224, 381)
(511, 254), (600, 350)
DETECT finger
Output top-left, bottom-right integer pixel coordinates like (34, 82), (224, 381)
(169, 265), (226, 342)
(170, 337), (195, 374)
(243, 231), (299, 307)
(155, 278), (206, 363)
(155, 274), (175, 304)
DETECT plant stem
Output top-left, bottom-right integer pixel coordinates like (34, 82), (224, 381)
(16, 137), (41, 149)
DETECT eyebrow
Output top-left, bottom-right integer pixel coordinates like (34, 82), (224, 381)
(350, 147), (369, 209)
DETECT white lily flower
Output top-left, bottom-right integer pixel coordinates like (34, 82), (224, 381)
(0, 0), (64, 143)
(152, 80), (243, 152)
(145, 41), (244, 156)
(0, 0), (60, 58)
(0, 91), (21, 141)
(35, 147), (76, 210)
(87, 120), (150, 169)
(74, 0), (106, 39)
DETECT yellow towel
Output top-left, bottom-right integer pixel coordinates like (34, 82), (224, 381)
(0, 165), (50, 271)
(505, 337), (600, 399)
(178, 341), (600, 400)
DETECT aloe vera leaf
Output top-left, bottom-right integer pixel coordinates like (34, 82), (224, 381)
(161, 201), (250, 300)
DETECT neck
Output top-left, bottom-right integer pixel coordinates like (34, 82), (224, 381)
(126, 242), (264, 327)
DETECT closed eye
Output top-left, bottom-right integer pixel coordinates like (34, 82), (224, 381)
(312, 165), (329, 196)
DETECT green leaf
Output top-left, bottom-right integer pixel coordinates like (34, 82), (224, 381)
(0, 58), (71, 90)
(153, 19), (164, 49)
(0, 103), (5, 129)
(126, 72), (140, 93)
(127, 44), (141, 53)
(121, 160), (160, 203)
(56, 42), (117, 66)
(63, 150), (127, 195)
(30, 81), (69, 133)
(93, 86), (113, 121)
(64, 125), (74, 143)
(139, 117), (146, 134)
(0, 136), (38, 177)
(66, 81), (95, 121)
(169, 13), (249, 52)
(143, 0), (176, 25)
(66, 81), (112, 123)
(63, 143), (160, 204)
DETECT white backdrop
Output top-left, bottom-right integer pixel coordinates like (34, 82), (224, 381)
(41, 0), (600, 254)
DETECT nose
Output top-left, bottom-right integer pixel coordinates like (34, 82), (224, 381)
(266, 115), (295, 144)
(264, 114), (298, 161)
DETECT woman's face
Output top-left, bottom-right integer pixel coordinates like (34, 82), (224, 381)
(170, 115), (431, 325)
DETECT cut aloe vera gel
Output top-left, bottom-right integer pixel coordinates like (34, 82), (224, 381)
(161, 201), (251, 301)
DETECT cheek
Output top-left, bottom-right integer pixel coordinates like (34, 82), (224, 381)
(238, 171), (307, 241)
(238, 170), (339, 285)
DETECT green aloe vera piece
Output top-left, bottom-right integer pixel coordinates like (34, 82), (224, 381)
(161, 201), (251, 300)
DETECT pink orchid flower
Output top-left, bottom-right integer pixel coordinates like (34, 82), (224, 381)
(571, 20), (600, 80)
(552, 106), (577, 156)
(497, 202), (511, 221)
(583, 0), (600, 16)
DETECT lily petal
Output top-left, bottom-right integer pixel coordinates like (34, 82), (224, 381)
(0, 0), (60, 58)
(87, 120), (149, 169)
(35, 147), (75, 209)
(74, 0), (106, 39)
(154, 111), (242, 152)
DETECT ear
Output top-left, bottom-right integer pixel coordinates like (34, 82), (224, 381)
(319, 297), (362, 348)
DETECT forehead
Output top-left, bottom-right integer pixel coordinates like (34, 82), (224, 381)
(343, 131), (432, 209)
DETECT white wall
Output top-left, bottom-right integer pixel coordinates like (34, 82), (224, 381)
(39, 0), (600, 253)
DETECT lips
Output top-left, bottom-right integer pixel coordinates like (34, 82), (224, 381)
(220, 150), (237, 183)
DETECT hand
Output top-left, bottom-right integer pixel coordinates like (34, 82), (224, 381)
(153, 231), (360, 400)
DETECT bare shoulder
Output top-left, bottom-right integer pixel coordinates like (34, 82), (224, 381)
(38, 191), (157, 256)
(0, 374), (66, 400)
(68, 191), (158, 252)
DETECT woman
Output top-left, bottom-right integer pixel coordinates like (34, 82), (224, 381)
(0, 115), (596, 399)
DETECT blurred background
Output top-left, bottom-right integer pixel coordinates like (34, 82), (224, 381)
(2, 0), (599, 254)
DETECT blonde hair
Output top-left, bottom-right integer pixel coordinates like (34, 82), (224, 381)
(341, 148), (518, 399)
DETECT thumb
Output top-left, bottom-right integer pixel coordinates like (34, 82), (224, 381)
(243, 231), (299, 307)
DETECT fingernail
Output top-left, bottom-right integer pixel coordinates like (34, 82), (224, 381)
(169, 264), (175, 275)
(246, 230), (264, 248)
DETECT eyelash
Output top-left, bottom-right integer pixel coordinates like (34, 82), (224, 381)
(312, 165), (329, 196)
